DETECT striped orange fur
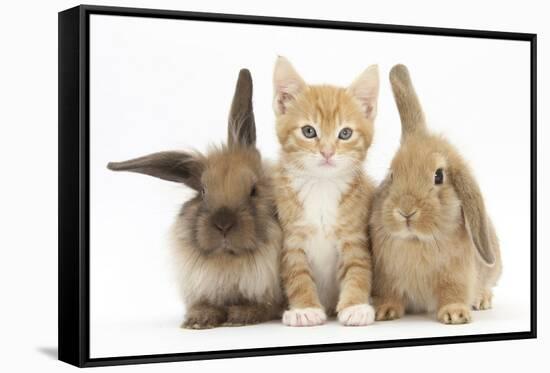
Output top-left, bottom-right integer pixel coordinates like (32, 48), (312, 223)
(272, 57), (379, 326)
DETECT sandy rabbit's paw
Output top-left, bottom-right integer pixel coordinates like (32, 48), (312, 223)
(437, 303), (472, 324)
(473, 291), (493, 311)
(338, 304), (375, 326)
(282, 307), (326, 327)
(375, 303), (404, 321)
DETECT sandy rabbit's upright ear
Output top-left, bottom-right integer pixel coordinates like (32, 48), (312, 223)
(347, 64), (379, 120)
(389, 64), (427, 141)
(273, 56), (306, 116)
(107, 151), (204, 191)
(451, 165), (496, 266)
(228, 68), (256, 148)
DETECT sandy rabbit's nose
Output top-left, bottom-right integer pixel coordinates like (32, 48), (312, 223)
(212, 207), (236, 235)
(398, 195), (417, 212)
(398, 209), (418, 220)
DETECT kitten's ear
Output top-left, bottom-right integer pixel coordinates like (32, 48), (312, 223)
(273, 56), (306, 116)
(347, 64), (380, 120)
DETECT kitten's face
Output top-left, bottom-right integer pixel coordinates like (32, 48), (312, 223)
(276, 86), (373, 176)
(273, 57), (379, 177)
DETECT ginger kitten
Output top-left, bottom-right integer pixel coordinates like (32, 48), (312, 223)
(273, 57), (379, 326)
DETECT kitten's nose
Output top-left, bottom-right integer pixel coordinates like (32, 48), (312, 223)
(320, 149), (335, 160)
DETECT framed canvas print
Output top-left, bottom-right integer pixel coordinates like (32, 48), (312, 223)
(58, 4), (537, 368)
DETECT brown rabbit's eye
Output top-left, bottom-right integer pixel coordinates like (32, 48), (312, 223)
(250, 185), (257, 197)
(434, 168), (444, 185)
(200, 187), (206, 196)
(301, 125), (317, 139)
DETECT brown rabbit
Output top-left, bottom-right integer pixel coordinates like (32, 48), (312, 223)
(107, 69), (284, 329)
(370, 64), (502, 324)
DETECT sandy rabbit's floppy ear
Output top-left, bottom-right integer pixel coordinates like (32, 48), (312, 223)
(107, 151), (204, 191)
(452, 166), (496, 266)
(228, 69), (256, 148)
(390, 64), (427, 141)
(273, 56), (306, 115)
(347, 64), (379, 120)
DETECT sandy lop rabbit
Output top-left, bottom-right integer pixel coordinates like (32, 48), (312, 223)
(370, 64), (502, 324)
(108, 69), (284, 329)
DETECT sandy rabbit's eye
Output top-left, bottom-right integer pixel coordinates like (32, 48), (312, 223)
(434, 168), (444, 185)
(200, 187), (207, 196)
(338, 127), (353, 140)
(250, 185), (257, 197)
(301, 125), (317, 139)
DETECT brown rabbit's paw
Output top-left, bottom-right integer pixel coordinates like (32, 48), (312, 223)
(473, 291), (493, 311)
(375, 303), (404, 321)
(181, 307), (226, 329)
(224, 304), (266, 326)
(437, 303), (472, 324)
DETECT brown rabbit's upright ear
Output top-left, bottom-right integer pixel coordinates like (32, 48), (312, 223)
(451, 165), (496, 266)
(389, 64), (428, 141)
(107, 151), (204, 191)
(227, 68), (256, 148)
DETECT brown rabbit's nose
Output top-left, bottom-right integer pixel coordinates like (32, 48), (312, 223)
(211, 207), (236, 235)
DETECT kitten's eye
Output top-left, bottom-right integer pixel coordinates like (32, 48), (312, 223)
(434, 168), (444, 185)
(301, 125), (317, 139)
(338, 127), (353, 140)
(250, 185), (257, 197)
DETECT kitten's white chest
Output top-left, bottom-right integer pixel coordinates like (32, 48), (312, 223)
(296, 178), (343, 232)
(291, 175), (351, 311)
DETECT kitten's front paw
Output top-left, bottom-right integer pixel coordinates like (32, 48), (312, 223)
(375, 303), (404, 321)
(282, 307), (326, 327)
(338, 304), (375, 326)
(437, 303), (472, 324)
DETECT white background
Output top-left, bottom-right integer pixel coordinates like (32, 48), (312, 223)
(0, 0), (547, 372)
(89, 13), (531, 358)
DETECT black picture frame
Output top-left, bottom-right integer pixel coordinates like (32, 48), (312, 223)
(58, 4), (537, 368)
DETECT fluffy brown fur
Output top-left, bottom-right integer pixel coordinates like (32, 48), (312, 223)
(272, 57), (379, 326)
(108, 69), (283, 329)
(370, 65), (502, 324)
